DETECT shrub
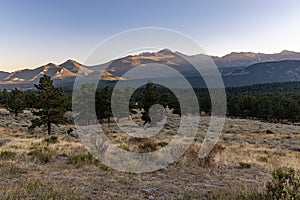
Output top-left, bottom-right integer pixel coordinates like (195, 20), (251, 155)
(67, 152), (95, 166)
(0, 141), (5, 147)
(239, 162), (252, 169)
(138, 140), (157, 152)
(258, 156), (269, 162)
(158, 141), (168, 147)
(0, 138), (12, 147)
(43, 136), (58, 144)
(266, 167), (300, 199)
(67, 152), (110, 170)
(28, 146), (54, 163)
(0, 151), (16, 160)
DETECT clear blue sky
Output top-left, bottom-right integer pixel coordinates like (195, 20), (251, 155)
(1, 0), (300, 71)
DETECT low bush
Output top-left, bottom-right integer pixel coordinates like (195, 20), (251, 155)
(28, 146), (54, 163)
(67, 152), (95, 166)
(137, 139), (158, 153)
(43, 136), (58, 144)
(266, 167), (300, 199)
(0, 151), (16, 160)
(67, 152), (110, 170)
(239, 162), (252, 169)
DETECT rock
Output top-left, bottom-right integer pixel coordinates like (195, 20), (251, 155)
(142, 188), (157, 194)
(0, 138), (12, 145)
(56, 153), (67, 159)
(0, 109), (9, 116)
(48, 172), (60, 176)
(64, 111), (75, 123)
(2, 138), (12, 143)
(67, 128), (79, 138)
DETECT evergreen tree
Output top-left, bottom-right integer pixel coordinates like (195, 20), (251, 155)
(30, 75), (68, 134)
(24, 90), (37, 112)
(111, 87), (137, 122)
(8, 88), (25, 116)
(257, 96), (272, 120)
(168, 95), (181, 116)
(2, 89), (10, 109)
(95, 86), (113, 123)
(74, 83), (97, 125)
(140, 81), (162, 125)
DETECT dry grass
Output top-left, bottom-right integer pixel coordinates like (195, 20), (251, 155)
(0, 177), (81, 200)
(220, 141), (300, 171)
(0, 116), (299, 199)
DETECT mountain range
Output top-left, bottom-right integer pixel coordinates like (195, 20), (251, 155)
(2, 49), (300, 89)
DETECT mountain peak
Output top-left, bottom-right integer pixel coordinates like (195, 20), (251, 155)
(45, 63), (59, 67)
(158, 48), (173, 55)
(59, 59), (92, 75)
(280, 50), (296, 54)
(60, 59), (81, 66)
(225, 51), (258, 56)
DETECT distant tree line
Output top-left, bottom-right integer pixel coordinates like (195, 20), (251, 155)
(0, 88), (37, 116)
(227, 94), (300, 122)
(134, 84), (300, 123)
(225, 81), (300, 96)
(1, 76), (300, 135)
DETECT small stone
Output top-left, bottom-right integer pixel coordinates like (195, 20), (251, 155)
(0, 138), (12, 144)
(48, 172), (60, 176)
(142, 188), (157, 194)
(56, 153), (67, 159)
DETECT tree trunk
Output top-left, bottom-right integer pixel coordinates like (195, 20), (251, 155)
(31, 102), (34, 112)
(47, 122), (51, 135)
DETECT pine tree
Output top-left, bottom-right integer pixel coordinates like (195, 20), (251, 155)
(30, 75), (68, 134)
(8, 88), (25, 116)
(74, 83), (97, 125)
(140, 81), (162, 125)
(110, 87), (138, 122)
(24, 90), (37, 112)
(96, 86), (113, 123)
(2, 89), (10, 109)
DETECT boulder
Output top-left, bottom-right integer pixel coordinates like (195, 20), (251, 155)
(0, 109), (10, 116)
(64, 111), (75, 123)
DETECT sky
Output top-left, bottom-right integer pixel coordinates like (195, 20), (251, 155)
(0, 0), (300, 72)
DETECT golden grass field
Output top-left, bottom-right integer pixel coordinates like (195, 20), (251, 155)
(0, 114), (299, 199)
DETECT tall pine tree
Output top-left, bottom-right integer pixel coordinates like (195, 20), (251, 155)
(30, 75), (68, 134)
